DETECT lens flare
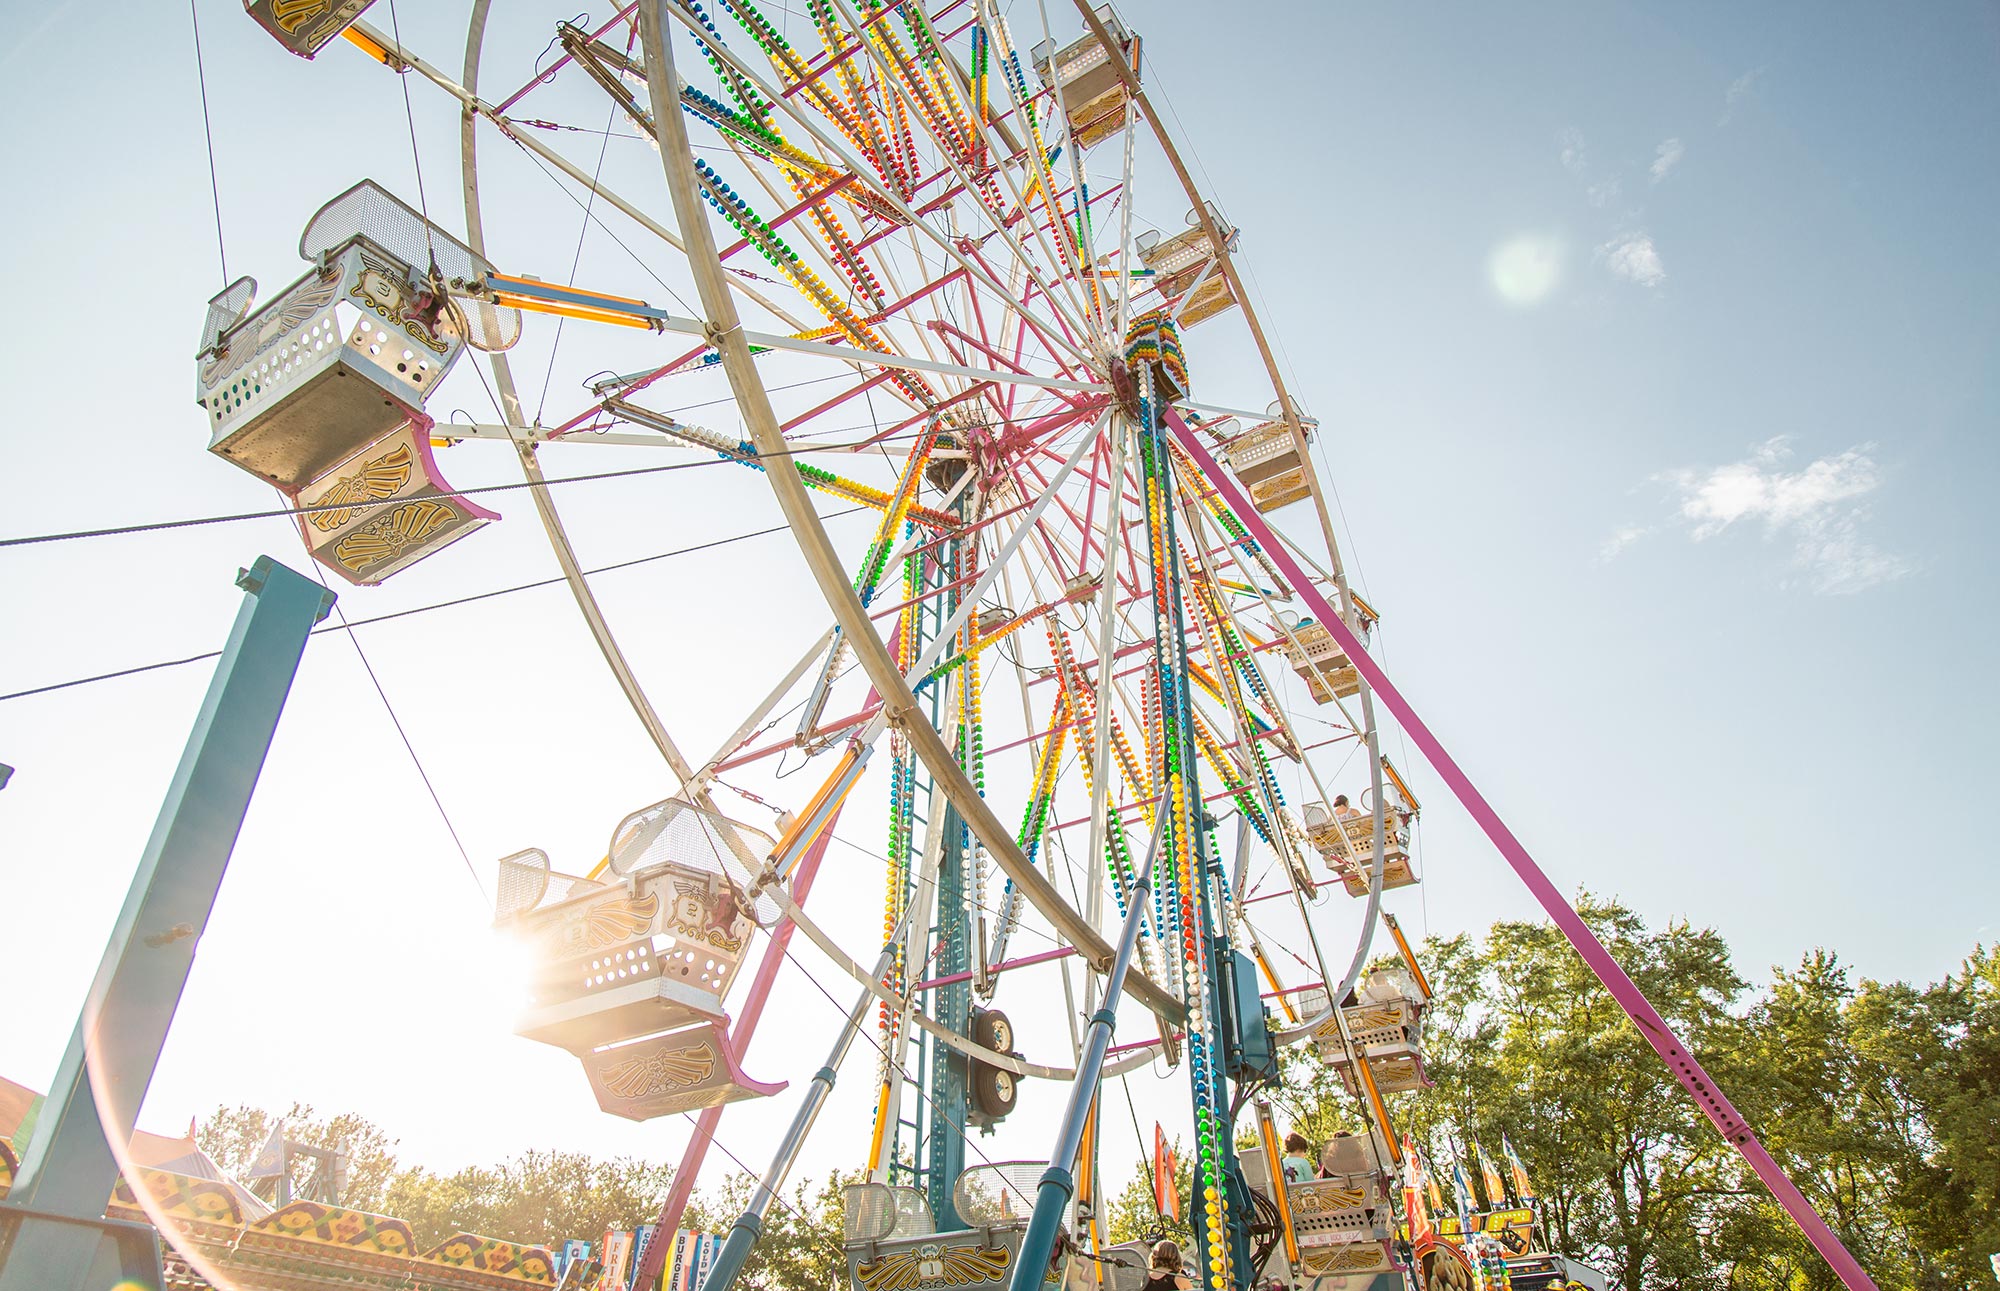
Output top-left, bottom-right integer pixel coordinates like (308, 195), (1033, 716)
(1488, 234), (1565, 306)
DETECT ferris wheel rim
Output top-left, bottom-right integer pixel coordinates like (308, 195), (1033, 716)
(450, 0), (1200, 1071)
(444, 0), (1390, 1078)
(652, 0), (1377, 1015)
(629, 0), (1191, 1031)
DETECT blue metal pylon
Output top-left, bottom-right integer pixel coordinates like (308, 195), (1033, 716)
(0, 557), (333, 1291)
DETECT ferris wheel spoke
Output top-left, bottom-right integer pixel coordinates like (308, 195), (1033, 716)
(440, 3), (730, 801)
(478, 270), (1112, 396)
(815, 0), (1105, 350)
(964, 7), (1108, 339)
(1026, 0), (1122, 338)
(352, 16), (823, 342)
(656, 0), (1099, 374)
(1170, 514), (1297, 874)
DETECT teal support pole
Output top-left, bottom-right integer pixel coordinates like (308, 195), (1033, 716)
(0, 557), (333, 1291)
(928, 799), (971, 1226)
(1006, 812), (1164, 1291)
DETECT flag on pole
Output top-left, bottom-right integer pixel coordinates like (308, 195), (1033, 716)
(1402, 1135), (1434, 1242)
(1420, 1147), (1445, 1215)
(246, 1122), (287, 1180)
(1153, 1124), (1181, 1222)
(1502, 1136), (1535, 1203)
(601, 1230), (634, 1291)
(668, 1232), (692, 1291)
(1476, 1142), (1506, 1211)
(1447, 1145), (1477, 1232)
(703, 1234), (722, 1291)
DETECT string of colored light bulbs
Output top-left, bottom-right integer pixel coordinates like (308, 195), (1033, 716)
(1128, 317), (1235, 1291)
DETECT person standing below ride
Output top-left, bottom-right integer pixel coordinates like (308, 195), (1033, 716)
(1143, 1241), (1193, 1291)
(1282, 1133), (1318, 1184)
(1332, 794), (1361, 820)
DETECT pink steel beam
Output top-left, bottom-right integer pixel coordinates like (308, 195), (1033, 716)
(1017, 450), (1104, 562)
(780, 369), (903, 434)
(868, 266), (971, 327)
(713, 705), (882, 773)
(844, 382), (997, 454)
(913, 944), (1078, 992)
(963, 242), (1086, 379)
(1106, 1033), (1180, 1059)
(719, 174), (860, 263)
(547, 341), (712, 437)
(1011, 454), (1087, 585)
(1165, 411), (1877, 1291)
(1240, 886), (1303, 910)
(927, 329), (1021, 427)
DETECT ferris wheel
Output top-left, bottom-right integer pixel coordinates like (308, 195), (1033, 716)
(177, 3), (1878, 1291)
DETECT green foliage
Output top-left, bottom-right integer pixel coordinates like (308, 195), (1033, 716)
(1726, 946), (2000, 1291)
(187, 908), (2000, 1291)
(1262, 896), (2000, 1291)
(197, 1102), (400, 1212)
(688, 1169), (857, 1291)
(196, 1105), (847, 1266)
(1396, 897), (1753, 1291)
(383, 1149), (675, 1249)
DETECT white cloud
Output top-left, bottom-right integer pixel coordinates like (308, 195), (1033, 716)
(1649, 138), (1685, 183)
(1597, 525), (1649, 563)
(1721, 69), (1761, 125)
(1600, 232), (1666, 287)
(1557, 127), (1587, 174)
(1587, 177), (1622, 209)
(1649, 437), (1911, 593)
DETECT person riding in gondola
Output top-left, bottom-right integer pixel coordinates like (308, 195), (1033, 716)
(1282, 1132), (1318, 1184)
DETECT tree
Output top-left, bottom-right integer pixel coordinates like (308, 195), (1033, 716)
(1252, 898), (2000, 1291)
(1721, 952), (1926, 1291)
(687, 1169), (855, 1291)
(192, 1101), (852, 1273)
(1104, 1135), (1191, 1250)
(1398, 897), (1761, 1290)
(1855, 946), (2000, 1289)
(1919, 946), (2000, 1285)
(382, 1149), (675, 1249)
(197, 1103), (400, 1212)
(1719, 945), (2000, 1291)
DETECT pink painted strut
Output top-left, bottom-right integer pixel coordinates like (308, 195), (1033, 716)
(1165, 411), (1877, 1291)
(913, 945), (1078, 993)
(632, 806), (846, 1288)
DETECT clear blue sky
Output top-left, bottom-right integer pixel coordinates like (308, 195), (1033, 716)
(0, 0), (1994, 1207)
